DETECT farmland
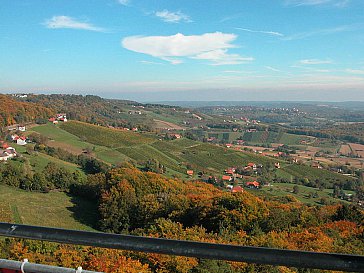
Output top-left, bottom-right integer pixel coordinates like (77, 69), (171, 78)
(60, 121), (156, 148)
(29, 122), (283, 177)
(25, 121), (359, 191)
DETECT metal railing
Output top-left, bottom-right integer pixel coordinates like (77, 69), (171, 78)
(1, 222), (364, 272)
(0, 258), (101, 273)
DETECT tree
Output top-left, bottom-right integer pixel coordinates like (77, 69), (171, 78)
(293, 185), (300, 194)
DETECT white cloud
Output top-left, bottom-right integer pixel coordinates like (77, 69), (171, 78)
(118, 0), (130, 6)
(122, 32), (253, 65)
(283, 23), (362, 40)
(299, 59), (332, 64)
(139, 60), (164, 65)
(265, 66), (281, 72)
(44, 16), (104, 32)
(155, 10), (191, 23)
(285, 0), (349, 7)
(345, 69), (364, 75)
(193, 49), (254, 65)
(235, 28), (284, 37)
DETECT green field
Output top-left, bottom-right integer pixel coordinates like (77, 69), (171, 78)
(0, 185), (96, 230)
(258, 183), (353, 205)
(31, 123), (88, 150)
(25, 121), (356, 184)
(242, 131), (314, 145)
(281, 164), (352, 184)
(27, 153), (84, 173)
(60, 121), (156, 148)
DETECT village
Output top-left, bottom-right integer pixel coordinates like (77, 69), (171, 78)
(0, 113), (69, 161)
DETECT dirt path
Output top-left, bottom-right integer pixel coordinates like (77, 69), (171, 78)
(153, 119), (185, 130)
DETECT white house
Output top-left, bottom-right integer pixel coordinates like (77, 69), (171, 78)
(17, 125), (26, 132)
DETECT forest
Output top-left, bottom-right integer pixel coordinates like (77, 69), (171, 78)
(0, 94), (54, 127)
(1, 162), (363, 272)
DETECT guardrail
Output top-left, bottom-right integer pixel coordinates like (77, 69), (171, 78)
(0, 258), (101, 273)
(1, 222), (364, 272)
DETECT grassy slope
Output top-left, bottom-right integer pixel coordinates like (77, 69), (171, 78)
(56, 121), (280, 176)
(27, 153), (84, 173)
(31, 121), (354, 185)
(0, 185), (96, 230)
(282, 164), (352, 184)
(243, 131), (314, 145)
(258, 183), (353, 205)
(30, 124), (132, 165)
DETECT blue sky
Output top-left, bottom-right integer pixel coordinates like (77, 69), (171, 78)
(1, 0), (364, 101)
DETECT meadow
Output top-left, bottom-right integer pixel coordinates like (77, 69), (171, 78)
(0, 185), (96, 230)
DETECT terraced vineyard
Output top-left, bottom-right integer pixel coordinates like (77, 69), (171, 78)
(28, 121), (357, 188)
(242, 131), (314, 145)
(61, 121), (156, 148)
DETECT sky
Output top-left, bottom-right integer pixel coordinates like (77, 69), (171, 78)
(1, 0), (364, 101)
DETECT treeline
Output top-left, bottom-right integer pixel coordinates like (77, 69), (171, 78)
(286, 125), (364, 145)
(34, 145), (108, 175)
(0, 159), (83, 192)
(17, 94), (152, 130)
(0, 94), (54, 127)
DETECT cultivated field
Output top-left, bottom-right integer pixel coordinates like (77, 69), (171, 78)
(339, 144), (351, 155)
(349, 143), (364, 157)
(61, 121), (156, 148)
(153, 119), (185, 130)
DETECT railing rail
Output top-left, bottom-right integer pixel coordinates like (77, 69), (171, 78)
(1, 222), (364, 272)
(0, 258), (101, 273)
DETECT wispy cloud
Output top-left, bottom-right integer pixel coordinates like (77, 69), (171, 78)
(265, 66), (281, 72)
(139, 60), (164, 65)
(44, 16), (105, 32)
(345, 69), (364, 75)
(283, 23), (362, 40)
(122, 32), (253, 65)
(285, 0), (350, 7)
(223, 70), (255, 74)
(193, 49), (253, 66)
(299, 59), (333, 65)
(155, 10), (191, 23)
(291, 64), (332, 73)
(235, 28), (284, 37)
(118, 0), (130, 6)
(219, 13), (244, 23)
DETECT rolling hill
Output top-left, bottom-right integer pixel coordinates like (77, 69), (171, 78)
(25, 120), (356, 190)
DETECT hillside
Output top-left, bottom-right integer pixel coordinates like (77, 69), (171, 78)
(0, 94), (54, 127)
(15, 94), (216, 131)
(25, 121), (357, 194)
(57, 121), (278, 175)
(2, 165), (363, 272)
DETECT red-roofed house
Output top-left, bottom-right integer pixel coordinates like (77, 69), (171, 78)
(246, 181), (260, 189)
(1, 142), (9, 149)
(222, 175), (233, 182)
(225, 168), (236, 175)
(231, 186), (244, 193)
(187, 170), (194, 176)
(16, 136), (27, 146)
(247, 163), (257, 170)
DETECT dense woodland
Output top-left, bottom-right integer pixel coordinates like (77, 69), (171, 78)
(0, 94), (54, 127)
(1, 163), (363, 272)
